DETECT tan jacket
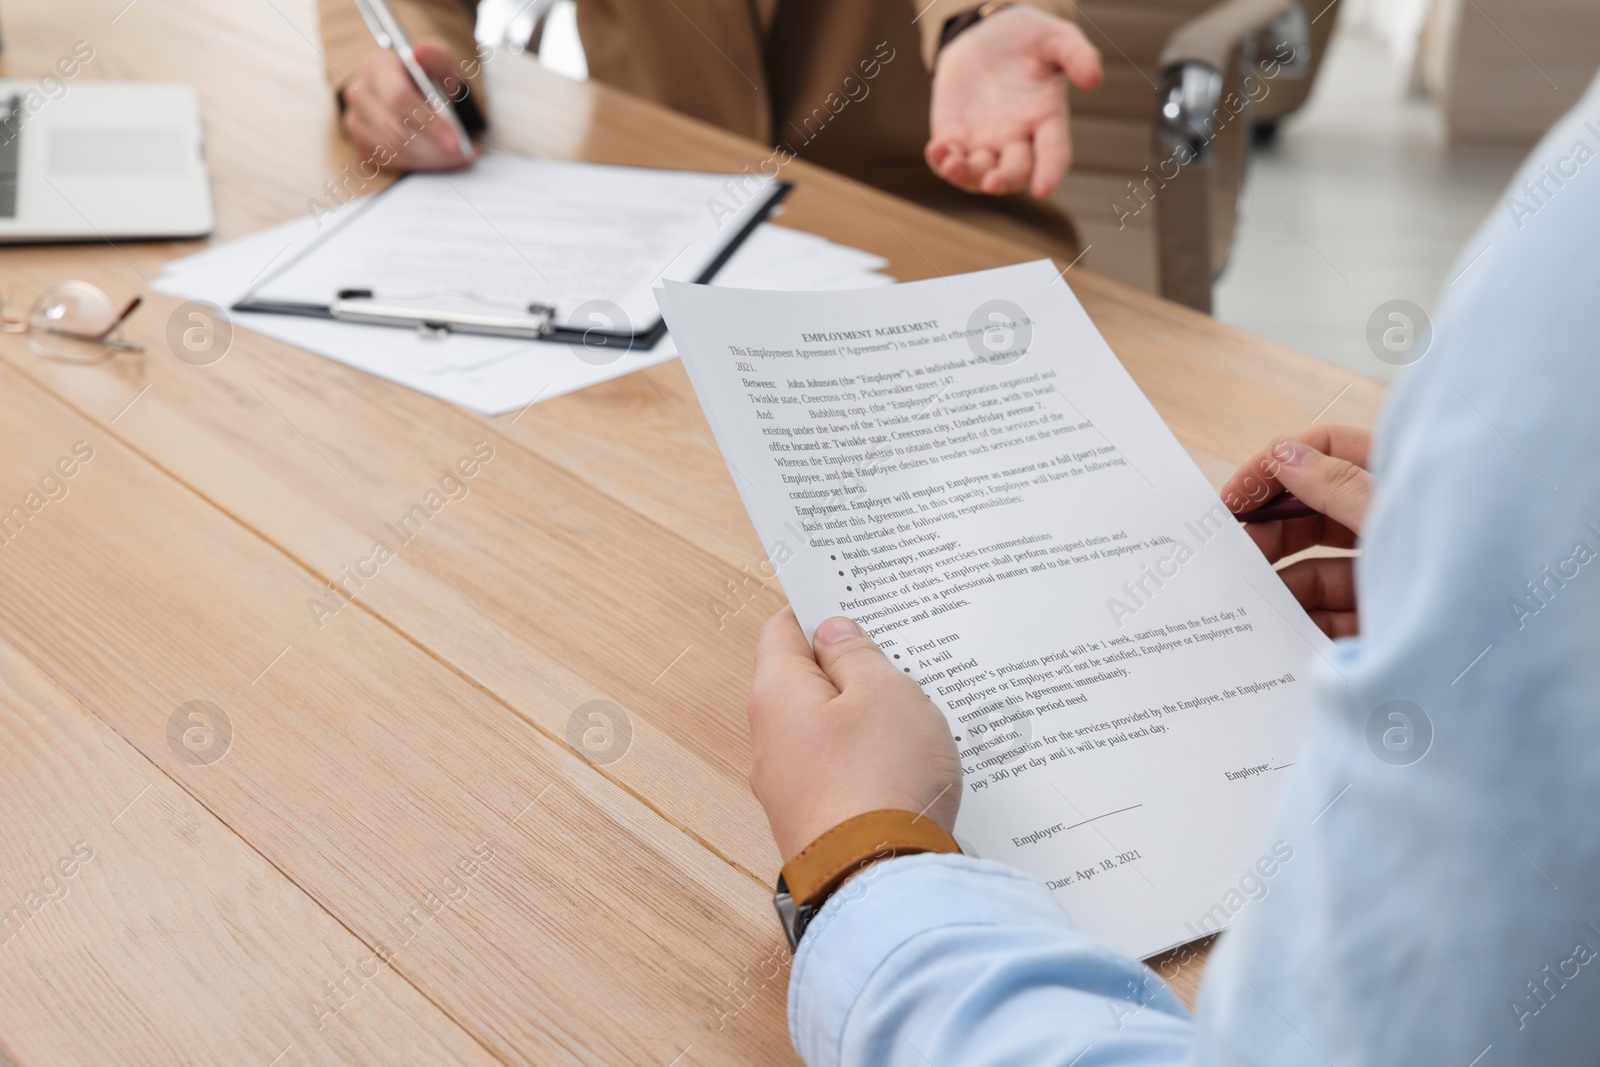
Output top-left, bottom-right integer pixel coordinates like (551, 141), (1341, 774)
(318, 0), (1080, 258)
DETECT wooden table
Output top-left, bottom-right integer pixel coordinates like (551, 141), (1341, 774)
(0, 2), (1383, 1063)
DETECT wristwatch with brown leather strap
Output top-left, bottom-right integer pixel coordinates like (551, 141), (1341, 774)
(937, 0), (1018, 54)
(774, 809), (963, 950)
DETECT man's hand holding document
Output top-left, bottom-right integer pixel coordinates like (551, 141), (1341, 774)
(656, 261), (1332, 959)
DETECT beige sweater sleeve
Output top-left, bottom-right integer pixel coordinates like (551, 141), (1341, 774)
(914, 0), (1078, 70)
(317, 0), (482, 97)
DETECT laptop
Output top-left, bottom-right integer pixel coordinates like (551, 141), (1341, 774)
(0, 81), (213, 243)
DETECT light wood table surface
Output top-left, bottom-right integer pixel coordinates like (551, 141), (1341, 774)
(0, 2), (1384, 1064)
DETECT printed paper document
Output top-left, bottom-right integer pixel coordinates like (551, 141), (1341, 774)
(243, 154), (781, 335)
(658, 261), (1332, 957)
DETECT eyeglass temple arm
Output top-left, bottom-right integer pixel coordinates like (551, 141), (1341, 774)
(94, 295), (143, 339)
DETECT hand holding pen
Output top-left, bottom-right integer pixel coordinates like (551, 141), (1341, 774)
(340, 0), (484, 173)
(341, 40), (476, 172)
(1223, 427), (1374, 640)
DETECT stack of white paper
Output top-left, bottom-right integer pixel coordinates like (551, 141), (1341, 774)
(154, 211), (891, 415)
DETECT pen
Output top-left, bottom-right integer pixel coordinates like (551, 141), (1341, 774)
(1235, 492), (1318, 524)
(351, 0), (476, 160)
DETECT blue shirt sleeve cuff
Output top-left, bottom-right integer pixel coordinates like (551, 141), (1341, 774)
(789, 852), (1189, 1067)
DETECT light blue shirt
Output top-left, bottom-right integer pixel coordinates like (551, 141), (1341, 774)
(789, 73), (1600, 1067)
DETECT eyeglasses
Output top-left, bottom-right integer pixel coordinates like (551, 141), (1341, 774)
(0, 280), (146, 364)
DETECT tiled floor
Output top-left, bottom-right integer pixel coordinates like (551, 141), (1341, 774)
(1214, 27), (1526, 383)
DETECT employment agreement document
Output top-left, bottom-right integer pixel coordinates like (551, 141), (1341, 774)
(659, 261), (1331, 958)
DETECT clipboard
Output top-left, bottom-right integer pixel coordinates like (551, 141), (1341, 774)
(234, 159), (792, 348)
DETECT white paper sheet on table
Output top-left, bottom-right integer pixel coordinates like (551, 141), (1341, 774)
(154, 208), (893, 415)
